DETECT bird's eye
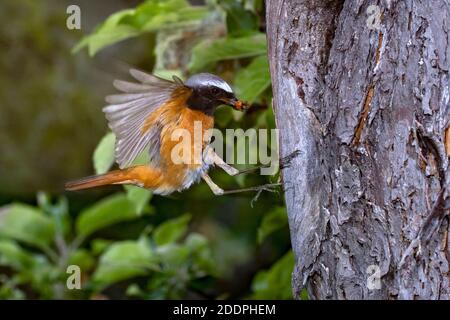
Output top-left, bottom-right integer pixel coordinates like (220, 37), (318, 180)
(211, 87), (220, 95)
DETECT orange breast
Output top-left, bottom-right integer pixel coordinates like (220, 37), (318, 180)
(141, 87), (214, 190)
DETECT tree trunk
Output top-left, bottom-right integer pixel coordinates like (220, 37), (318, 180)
(266, 0), (450, 299)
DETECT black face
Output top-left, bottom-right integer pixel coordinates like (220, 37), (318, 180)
(186, 85), (238, 115)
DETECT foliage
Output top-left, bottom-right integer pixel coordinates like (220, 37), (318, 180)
(235, 55), (271, 103)
(0, 0), (298, 300)
(93, 132), (116, 175)
(73, 0), (209, 56)
(251, 251), (294, 299)
(188, 34), (267, 72)
(0, 194), (214, 299)
(257, 206), (288, 244)
(75, 193), (145, 238)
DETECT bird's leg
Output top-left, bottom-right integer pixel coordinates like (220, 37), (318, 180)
(208, 151), (240, 176)
(220, 183), (281, 195)
(209, 152), (261, 176)
(202, 173), (224, 195)
(201, 173), (281, 196)
(208, 149), (301, 176)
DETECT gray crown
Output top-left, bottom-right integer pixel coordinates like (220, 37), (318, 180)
(185, 73), (233, 93)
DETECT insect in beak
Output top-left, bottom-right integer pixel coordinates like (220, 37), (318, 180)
(220, 97), (249, 111)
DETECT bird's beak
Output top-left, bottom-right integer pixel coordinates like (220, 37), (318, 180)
(220, 97), (249, 111)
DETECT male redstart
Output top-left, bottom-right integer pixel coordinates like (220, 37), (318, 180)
(65, 70), (284, 195)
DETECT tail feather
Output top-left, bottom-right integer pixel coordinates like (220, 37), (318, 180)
(65, 170), (128, 191)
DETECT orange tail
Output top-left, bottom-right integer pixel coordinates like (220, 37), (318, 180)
(65, 170), (129, 191)
(65, 166), (163, 191)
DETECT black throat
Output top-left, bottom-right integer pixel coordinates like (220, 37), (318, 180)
(186, 89), (218, 116)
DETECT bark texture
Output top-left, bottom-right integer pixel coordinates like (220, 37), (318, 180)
(266, 0), (450, 299)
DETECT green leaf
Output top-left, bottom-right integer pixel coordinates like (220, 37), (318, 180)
(125, 185), (153, 215)
(265, 105), (276, 129)
(153, 233), (215, 283)
(68, 249), (95, 272)
(153, 214), (191, 246)
(155, 243), (190, 267)
(153, 69), (183, 82)
(300, 288), (309, 300)
(220, 0), (259, 37)
(140, 5), (208, 32)
(257, 206), (288, 244)
(92, 240), (155, 288)
(251, 251), (294, 299)
(244, 0), (264, 13)
(73, 0), (208, 56)
(189, 34), (267, 72)
(75, 193), (140, 238)
(74, 26), (140, 57)
(185, 233), (216, 276)
(93, 132), (116, 175)
(126, 284), (144, 297)
(0, 240), (35, 270)
(0, 280), (25, 300)
(0, 204), (55, 250)
(37, 192), (71, 237)
(72, 9), (139, 56)
(235, 55), (271, 103)
(91, 239), (114, 256)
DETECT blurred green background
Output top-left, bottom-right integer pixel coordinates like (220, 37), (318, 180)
(0, 0), (298, 300)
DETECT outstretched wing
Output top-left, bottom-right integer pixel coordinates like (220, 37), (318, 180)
(103, 69), (180, 169)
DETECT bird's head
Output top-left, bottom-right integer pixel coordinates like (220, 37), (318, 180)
(185, 73), (248, 115)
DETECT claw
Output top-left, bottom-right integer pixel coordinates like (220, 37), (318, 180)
(260, 185), (279, 193)
(250, 183), (281, 207)
(279, 149), (301, 169)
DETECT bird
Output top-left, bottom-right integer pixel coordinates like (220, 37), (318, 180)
(65, 69), (283, 196)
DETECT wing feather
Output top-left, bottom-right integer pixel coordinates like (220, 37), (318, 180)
(129, 69), (172, 85)
(105, 93), (153, 104)
(103, 69), (181, 169)
(113, 80), (154, 93)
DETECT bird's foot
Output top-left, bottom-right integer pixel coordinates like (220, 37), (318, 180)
(279, 150), (301, 169)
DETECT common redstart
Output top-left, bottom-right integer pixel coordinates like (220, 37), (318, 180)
(65, 69), (282, 196)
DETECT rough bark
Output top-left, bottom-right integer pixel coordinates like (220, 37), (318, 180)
(266, 0), (450, 299)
